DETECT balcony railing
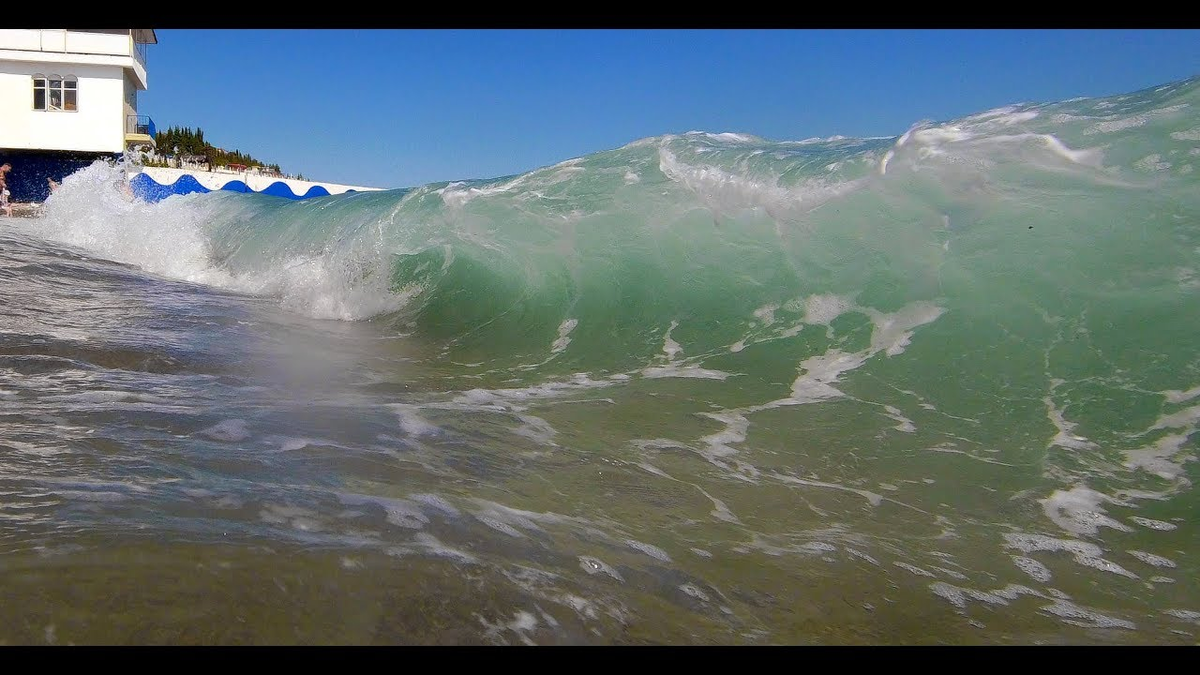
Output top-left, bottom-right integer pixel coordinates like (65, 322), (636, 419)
(134, 38), (149, 68)
(126, 115), (156, 138)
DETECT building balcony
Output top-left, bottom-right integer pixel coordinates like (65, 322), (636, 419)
(125, 115), (157, 149)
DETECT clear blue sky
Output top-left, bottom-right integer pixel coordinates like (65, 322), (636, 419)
(138, 29), (1200, 189)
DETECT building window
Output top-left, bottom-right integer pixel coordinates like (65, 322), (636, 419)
(32, 74), (77, 112)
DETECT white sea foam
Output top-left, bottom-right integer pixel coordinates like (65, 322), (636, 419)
(699, 488), (741, 524)
(277, 437), (311, 452)
(770, 471), (884, 507)
(199, 419), (251, 442)
(1003, 532), (1137, 579)
(1039, 485), (1134, 536)
(801, 541), (838, 554)
(1170, 126), (1200, 141)
(339, 493), (429, 529)
(28, 162), (424, 322)
(752, 304), (778, 326)
(390, 404), (440, 436)
(438, 175), (527, 209)
(657, 147), (864, 217)
(782, 301), (944, 405)
(477, 609), (541, 646)
(679, 583), (710, 602)
(626, 539), (672, 562)
(1162, 385), (1200, 404)
(411, 493), (460, 517)
(1043, 393), (1098, 451)
(894, 561), (935, 577)
(410, 532), (476, 564)
(787, 350), (869, 403)
(803, 293), (853, 327)
(1134, 154), (1171, 172)
(512, 413), (558, 446)
(882, 404), (917, 433)
(681, 299), (944, 478)
(865, 303), (946, 356)
(550, 318), (578, 354)
(846, 548), (880, 565)
(1083, 104), (1189, 135)
(579, 556), (625, 582)
(1164, 609), (1200, 621)
(470, 501), (557, 535)
(1074, 555), (1138, 579)
(1126, 550), (1176, 568)
(879, 150), (895, 175)
(642, 365), (731, 380)
(1128, 516), (1177, 531)
(929, 582), (1021, 610)
(1087, 116), (1153, 134)
(478, 516), (525, 538)
(661, 320), (682, 360)
(1040, 599), (1136, 629)
(1123, 433), (1193, 481)
(962, 105), (1038, 126)
(55, 490), (128, 502)
(697, 411), (750, 460)
(33, 163), (217, 283)
(882, 120), (1104, 177)
(1012, 556), (1053, 583)
(1150, 402), (1200, 431)
(449, 373), (617, 410)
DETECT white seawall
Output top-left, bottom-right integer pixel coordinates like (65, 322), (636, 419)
(134, 166), (385, 196)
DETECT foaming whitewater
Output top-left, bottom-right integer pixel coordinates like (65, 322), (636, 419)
(2, 76), (1199, 644)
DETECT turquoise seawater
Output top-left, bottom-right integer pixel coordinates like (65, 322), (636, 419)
(1, 76), (1198, 644)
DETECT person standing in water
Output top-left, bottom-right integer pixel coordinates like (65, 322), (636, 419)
(0, 163), (13, 216)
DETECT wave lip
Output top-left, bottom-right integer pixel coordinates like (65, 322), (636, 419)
(24, 74), (1200, 350)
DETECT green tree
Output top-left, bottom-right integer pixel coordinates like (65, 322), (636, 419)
(153, 125), (286, 174)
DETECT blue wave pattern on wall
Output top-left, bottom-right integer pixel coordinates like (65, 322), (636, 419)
(130, 172), (341, 202)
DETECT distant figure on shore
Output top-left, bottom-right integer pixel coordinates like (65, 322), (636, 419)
(0, 163), (13, 217)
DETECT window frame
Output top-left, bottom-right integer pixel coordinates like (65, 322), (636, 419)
(32, 74), (78, 113)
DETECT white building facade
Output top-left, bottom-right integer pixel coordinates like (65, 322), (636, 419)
(1, 30), (382, 204)
(0, 29), (156, 201)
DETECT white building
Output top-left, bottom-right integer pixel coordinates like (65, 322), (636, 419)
(2, 30), (383, 204)
(0, 29), (156, 201)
